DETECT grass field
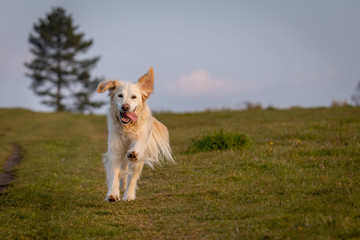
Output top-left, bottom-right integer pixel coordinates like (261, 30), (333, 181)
(0, 107), (359, 239)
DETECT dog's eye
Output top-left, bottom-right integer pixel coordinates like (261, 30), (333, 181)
(118, 94), (123, 98)
(131, 95), (137, 99)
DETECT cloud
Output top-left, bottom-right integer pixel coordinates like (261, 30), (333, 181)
(173, 70), (234, 96)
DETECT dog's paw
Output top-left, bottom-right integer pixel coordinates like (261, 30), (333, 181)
(107, 194), (120, 203)
(127, 150), (138, 161)
(122, 194), (136, 201)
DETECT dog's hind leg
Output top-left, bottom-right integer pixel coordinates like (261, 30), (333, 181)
(123, 161), (144, 201)
(120, 160), (128, 192)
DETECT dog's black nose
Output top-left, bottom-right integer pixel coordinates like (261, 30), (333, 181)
(122, 104), (130, 112)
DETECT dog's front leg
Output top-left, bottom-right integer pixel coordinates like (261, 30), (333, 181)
(123, 135), (148, 200)
(104, 151), (122, 202)
(126, 135), (148, 162)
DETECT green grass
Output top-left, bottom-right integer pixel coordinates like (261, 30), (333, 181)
(0, 107), (359, 239)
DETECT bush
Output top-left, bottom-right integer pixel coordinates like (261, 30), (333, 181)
(331, 99), (348, 108)
(187, 129), (250, 153)
(245, 101), (262, 110)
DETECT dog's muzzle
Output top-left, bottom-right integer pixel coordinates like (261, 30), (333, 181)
(118, 110), (138, 124)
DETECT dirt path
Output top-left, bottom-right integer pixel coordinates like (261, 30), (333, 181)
(0, 145), (22, 193)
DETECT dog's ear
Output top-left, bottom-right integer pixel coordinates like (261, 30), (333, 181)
(137, 67), (154, 100)
(97, 80), (120, 94)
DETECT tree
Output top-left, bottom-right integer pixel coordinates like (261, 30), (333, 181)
(351, 81), (360, 106)
(25, 7), (104, 112)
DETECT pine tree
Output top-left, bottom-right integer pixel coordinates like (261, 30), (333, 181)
(351, 81), (360, 106)
(25, 7), (104, 112)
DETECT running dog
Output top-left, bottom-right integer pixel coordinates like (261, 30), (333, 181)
(97, 67), (174, 202)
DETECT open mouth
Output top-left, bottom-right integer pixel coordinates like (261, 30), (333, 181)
(120, 111), (131, 124)
(119, 111), (138, 124)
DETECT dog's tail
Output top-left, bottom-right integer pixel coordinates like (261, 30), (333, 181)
(146, 118), (174, 167)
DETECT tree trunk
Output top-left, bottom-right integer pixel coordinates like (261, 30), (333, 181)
(56, 35), (63, 112)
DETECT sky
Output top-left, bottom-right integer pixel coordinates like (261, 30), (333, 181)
(0, 0), (359, 113)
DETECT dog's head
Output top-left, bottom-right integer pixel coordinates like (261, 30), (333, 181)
(97, 67), (154, 125)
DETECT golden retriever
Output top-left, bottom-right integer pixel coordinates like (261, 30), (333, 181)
(97, 67), (174, 202)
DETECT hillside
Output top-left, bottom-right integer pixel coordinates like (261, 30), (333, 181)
(0, 107), (359, 239)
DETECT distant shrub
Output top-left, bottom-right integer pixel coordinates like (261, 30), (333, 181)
(266, 105), (277, 110)
(331, 99), (348, 108)
(245, 101), (262, 110)
(290, 106), (303, 110)
(187, 129), (250, 153)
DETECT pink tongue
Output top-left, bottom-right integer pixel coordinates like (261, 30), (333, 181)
(125, 112), (138, 122)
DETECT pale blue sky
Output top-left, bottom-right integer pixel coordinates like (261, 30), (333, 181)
(0, 0), (359, 112)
